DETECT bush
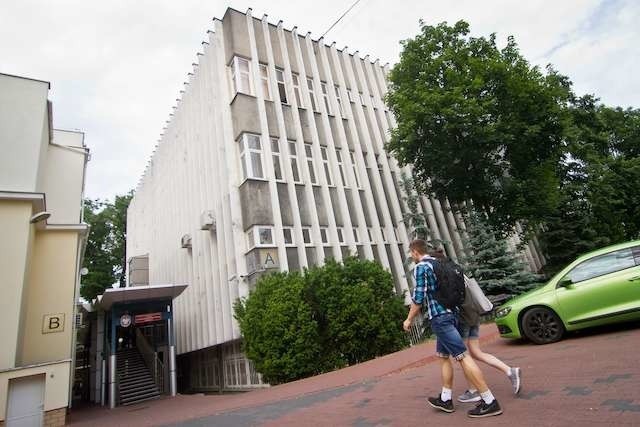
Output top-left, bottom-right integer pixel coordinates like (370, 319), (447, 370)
(234, 257), (408, 384)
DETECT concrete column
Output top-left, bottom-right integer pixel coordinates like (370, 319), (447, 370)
(168, 312), (177, 396)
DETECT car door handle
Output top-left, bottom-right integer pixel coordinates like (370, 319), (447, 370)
(629, 275), (640, 282)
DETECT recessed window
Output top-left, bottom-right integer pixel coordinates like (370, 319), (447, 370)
(358, 92), (365, 105)
(231, 57), (252, 96)
(305, 144), (318, 185)
(247, 226), (275, 249)
(346, 88), (354, 103)
(288, 142), (301, 183)
(349, 151), (362, 189)
(337, 227), (345, 244)
(302, 227), (312, 245)
(352, 227), (360, 244)
(334, 85), (344, 117)
(320, 147), (333, 186)
(292, 73), (303, 108)
(381, 227), (389, 243)
(239, 133), (264, 180)
(283, 227), (294, 246)
(320, 227), (329, 245)
(367, 227), (374, 242)
(275, 68), (288, 104)
(259, 64), (270, 100)
(271, 138), (284, 181)
(307, 78), (318, 112)
(321, 82), (332, 115)
(336, 149), (347, 187)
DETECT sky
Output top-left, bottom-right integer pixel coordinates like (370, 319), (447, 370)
(1, 0), (638, 202)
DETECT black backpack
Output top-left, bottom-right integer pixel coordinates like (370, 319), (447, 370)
(431, 258), (466, 310)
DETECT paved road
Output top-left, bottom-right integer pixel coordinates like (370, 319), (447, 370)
(68, 322), (640, 426)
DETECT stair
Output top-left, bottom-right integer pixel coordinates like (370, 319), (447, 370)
(117, 348), (161, 406)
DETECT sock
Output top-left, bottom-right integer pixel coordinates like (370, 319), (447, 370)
(480, 390), (495, 404)
(507, 367), (513, 376)
(441, 387), (452, 402)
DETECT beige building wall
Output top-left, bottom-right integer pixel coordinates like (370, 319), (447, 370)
(0, 200), (33, 370)
(19, 231), (79, 366)
(0, 73), (88, 425)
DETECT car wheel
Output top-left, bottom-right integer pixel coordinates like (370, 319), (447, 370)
(521, 307), (565, 344)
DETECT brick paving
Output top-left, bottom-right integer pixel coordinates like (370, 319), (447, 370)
(67, 322), (640, 427)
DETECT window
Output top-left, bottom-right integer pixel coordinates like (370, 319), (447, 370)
(239, 133), (264, 180)
(349, 151), (361, 189)
(352, 227), (360, 244)
(306, 78), (318, 111)
(320, 147), (333, 186)
(247, 226), (275, 249)
(275, 68), (287, 103)
(305, 144), (318, 185)
(320, 227), (329, 245)
(394, 228), (399, 242)
(370, 94), (376, 108)
(335, 149), (347, 187)
(336, 227), (345, 244)
(346, 88), (354, 103)
(288, 142), (302, 183)
(321, 82), (332, 115)
(231, 57), (252, 95)
(381, 227), (389, 243)
(302, 227), (312, 245)
(564, 247), (637, 284)
(334, 85), (344, 117)
(358, 92), (365, 105)
(283, 227), (294, 246)
(292, 73), (303, 107)
(367, 227), (374, 242)
(259, 64), (270, 100)
(271, 138), (284, 181)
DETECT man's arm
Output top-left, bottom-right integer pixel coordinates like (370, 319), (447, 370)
(403, 302), (422, 331)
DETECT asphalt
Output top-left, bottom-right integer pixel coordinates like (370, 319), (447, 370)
(67, 321), (640, 426)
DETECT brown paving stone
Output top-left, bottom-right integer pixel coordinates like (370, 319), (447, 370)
(67, 322), (640, 427)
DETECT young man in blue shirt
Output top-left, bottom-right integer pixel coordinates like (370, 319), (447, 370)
(403, 239), (502, 418)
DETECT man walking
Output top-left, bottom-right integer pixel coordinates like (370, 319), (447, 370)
(403, 239), (502, 417)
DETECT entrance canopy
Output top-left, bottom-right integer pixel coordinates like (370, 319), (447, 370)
(97, 284), (187, 310)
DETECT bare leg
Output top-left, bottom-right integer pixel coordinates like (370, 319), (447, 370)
(467, 338), (510, 375)
(441, 357), (454, 389)
(459, 355), (489, 393)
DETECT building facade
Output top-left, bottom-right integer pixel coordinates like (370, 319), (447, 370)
(0, 73), (89, 426)
(127, 8), (544, 393)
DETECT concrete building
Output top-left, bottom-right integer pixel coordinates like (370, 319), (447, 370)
(0, 73), (89, 426)
(127, 8), (543, 393)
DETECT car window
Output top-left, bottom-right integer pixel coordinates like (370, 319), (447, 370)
(634, 246), (640, 266)
(565, 247), (636, 283)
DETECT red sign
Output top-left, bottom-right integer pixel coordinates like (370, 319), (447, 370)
(134, 312), (162, 324)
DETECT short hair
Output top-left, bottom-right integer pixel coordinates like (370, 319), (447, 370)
(409, 239), (430, 255)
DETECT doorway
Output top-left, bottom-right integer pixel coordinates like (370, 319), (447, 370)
(6, 374), (45, 427)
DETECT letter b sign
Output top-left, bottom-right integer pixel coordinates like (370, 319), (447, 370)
(42, 313), (65, 334)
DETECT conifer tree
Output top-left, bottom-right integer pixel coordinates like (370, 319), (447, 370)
(462, 211), (541, 296)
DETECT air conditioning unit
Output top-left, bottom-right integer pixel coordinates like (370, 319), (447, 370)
(200, 210), (216, 231)
(181, 234), (192, 248)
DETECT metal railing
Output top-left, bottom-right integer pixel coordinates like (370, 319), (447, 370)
(135, 329), (165, 393)
(407, 311), (432, 346)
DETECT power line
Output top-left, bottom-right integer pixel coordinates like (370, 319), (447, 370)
(321, 0), (364, 39)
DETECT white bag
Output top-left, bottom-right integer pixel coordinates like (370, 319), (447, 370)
(464, 276), (493, 313)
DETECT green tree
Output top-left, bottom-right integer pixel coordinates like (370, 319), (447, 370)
(80, 192), (133, 301)
(462, 211), (540, 296)
(386, 20), (572, 231)
(234, 258), (407, 384)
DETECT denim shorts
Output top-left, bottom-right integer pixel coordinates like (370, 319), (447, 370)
(430, 312), (468, 360)
(457, 320), (480, 340)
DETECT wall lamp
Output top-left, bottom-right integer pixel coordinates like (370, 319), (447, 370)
(30, 211), (51, 224)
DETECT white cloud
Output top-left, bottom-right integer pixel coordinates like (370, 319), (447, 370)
(1, 0), (637, 201)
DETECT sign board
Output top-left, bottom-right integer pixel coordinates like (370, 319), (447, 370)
(120, 314), (132, 328)
(134, 312), (162, 325)
(259, 248), (279, 269)
(42, 313), (65, 334)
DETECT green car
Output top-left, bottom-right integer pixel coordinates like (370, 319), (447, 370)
(495, 240), (640, 344)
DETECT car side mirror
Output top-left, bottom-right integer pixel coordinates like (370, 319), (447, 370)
(557, 276), (573, 288)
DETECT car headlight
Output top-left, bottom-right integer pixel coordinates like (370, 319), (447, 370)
(495, 306), (512, 319)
